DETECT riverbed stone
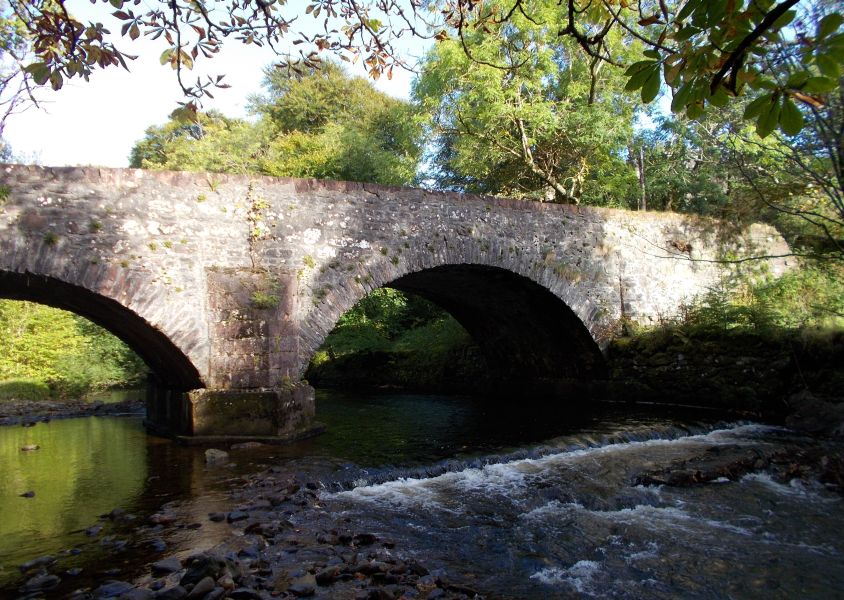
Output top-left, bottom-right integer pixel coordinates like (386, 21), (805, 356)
(20, 572), (61, 592)
(94, 580), (135, 598)
(228, 588), (261, 599)
(119, 589), (154, 600)
(152, 557), (183, 575)
(227, 510), (249, 523)
(288, 573), (317, 597)
(154, 585), (187, 600)
(314, 565), (341, 585)
(19, 554), (56, 572)
(180, 553), (229, 587)
(186, 576), (215, 599)
(205, 449), (229, 465)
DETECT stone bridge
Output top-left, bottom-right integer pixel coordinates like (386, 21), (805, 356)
(0, 165), (791, 440)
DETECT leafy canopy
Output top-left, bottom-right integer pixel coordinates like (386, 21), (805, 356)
(1, 0), (841, 134)
(131, 62), (421, 186)
(415, 0), (639, 204)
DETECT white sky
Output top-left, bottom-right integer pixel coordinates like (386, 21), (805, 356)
(3, 2), (422, 167)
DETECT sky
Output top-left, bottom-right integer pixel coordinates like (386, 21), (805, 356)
(3, 2), (421, 168)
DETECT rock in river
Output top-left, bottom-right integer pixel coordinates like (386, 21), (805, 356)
(151, 556), (183, 575)
(19, 573), (60, 592)
(205, 449), (229, 464)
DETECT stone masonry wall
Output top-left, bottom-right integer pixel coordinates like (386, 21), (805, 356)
(0, 165), (793, 391)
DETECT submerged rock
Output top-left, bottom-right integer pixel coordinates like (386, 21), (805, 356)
(230, 442), (264, 450)
(19, 554), (56, 572)
(205, 449), (229, 464)
(19, 572), (61, 592)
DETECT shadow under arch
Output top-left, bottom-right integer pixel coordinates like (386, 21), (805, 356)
(0, 271), (203, 390)
(387, 264), (606, 380)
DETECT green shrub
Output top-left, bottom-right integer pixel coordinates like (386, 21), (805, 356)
(250, 290), (279, 310)
(0, 379), (51, 402)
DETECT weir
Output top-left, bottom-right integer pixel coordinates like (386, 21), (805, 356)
(0, 165), (793, 440)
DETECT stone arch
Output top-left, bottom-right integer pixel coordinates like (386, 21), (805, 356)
(298, 236), (609, 380)
(0, 270), (204, 390)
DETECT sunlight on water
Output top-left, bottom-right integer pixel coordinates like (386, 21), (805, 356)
(0, 418), (147, 570)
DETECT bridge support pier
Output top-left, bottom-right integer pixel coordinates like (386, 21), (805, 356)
(145, 380), (323, 444)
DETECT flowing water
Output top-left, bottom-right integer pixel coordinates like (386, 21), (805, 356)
(1, 390), (842, 598)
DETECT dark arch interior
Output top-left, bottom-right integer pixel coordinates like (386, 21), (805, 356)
(0, 271), (203, 390)
(388, 264), (605, 380)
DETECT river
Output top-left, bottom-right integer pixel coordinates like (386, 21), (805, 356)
(1, 390), (842, 598)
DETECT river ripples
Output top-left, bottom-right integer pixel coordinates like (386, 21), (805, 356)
(1, 390), (842, 598)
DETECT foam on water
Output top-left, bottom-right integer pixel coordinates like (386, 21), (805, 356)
(334, 423), (772, 508)
(740, 471), (841, 502)
(530, 560), (602, 593)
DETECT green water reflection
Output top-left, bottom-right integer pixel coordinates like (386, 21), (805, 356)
(0, 417), (147, 570)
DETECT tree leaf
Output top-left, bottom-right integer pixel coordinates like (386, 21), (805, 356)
(743, 93), (774, 119)
(817, 13), (843, 40)
(641, 70), (661, 103)
(756, 98), (781, 138)
(670, 82), (694, 113)
(686, 101), (704, 119)
(709, 86), (729, 107)
(802, 76), (837, 93)
(624, 60), (657, 76)
(816, 55), (840, 78)
(785, 70), (809, 88)
(675, 26), (701, 41)
(678, 0), (703, 22)
(625, 65), (657, 91)
(779, 97), (804, 136)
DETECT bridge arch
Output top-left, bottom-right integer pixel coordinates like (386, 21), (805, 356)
(0, 270), (204, 390)
(298, 238), (610, 380)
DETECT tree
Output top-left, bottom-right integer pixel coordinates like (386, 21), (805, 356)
(414, 2), (639, 204)
(130, 110), (267, 173)
(1, 0), (841, 135)
(131, 62), (421, 186)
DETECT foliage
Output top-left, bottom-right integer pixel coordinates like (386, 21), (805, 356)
(250, 290), (279, 310)
(130, 110), (266, 174)
(0, 300), (148, 399)
(414, 1), (640, 204)
(1, 0), (841, 136)
(649, 262), (844, 338)
(635, 81), (843, 255)
(0, 378), (49, 402)
(131, 63), (421, 186)
(308, 288), (481, 390)
(335, 287), (446, 339)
